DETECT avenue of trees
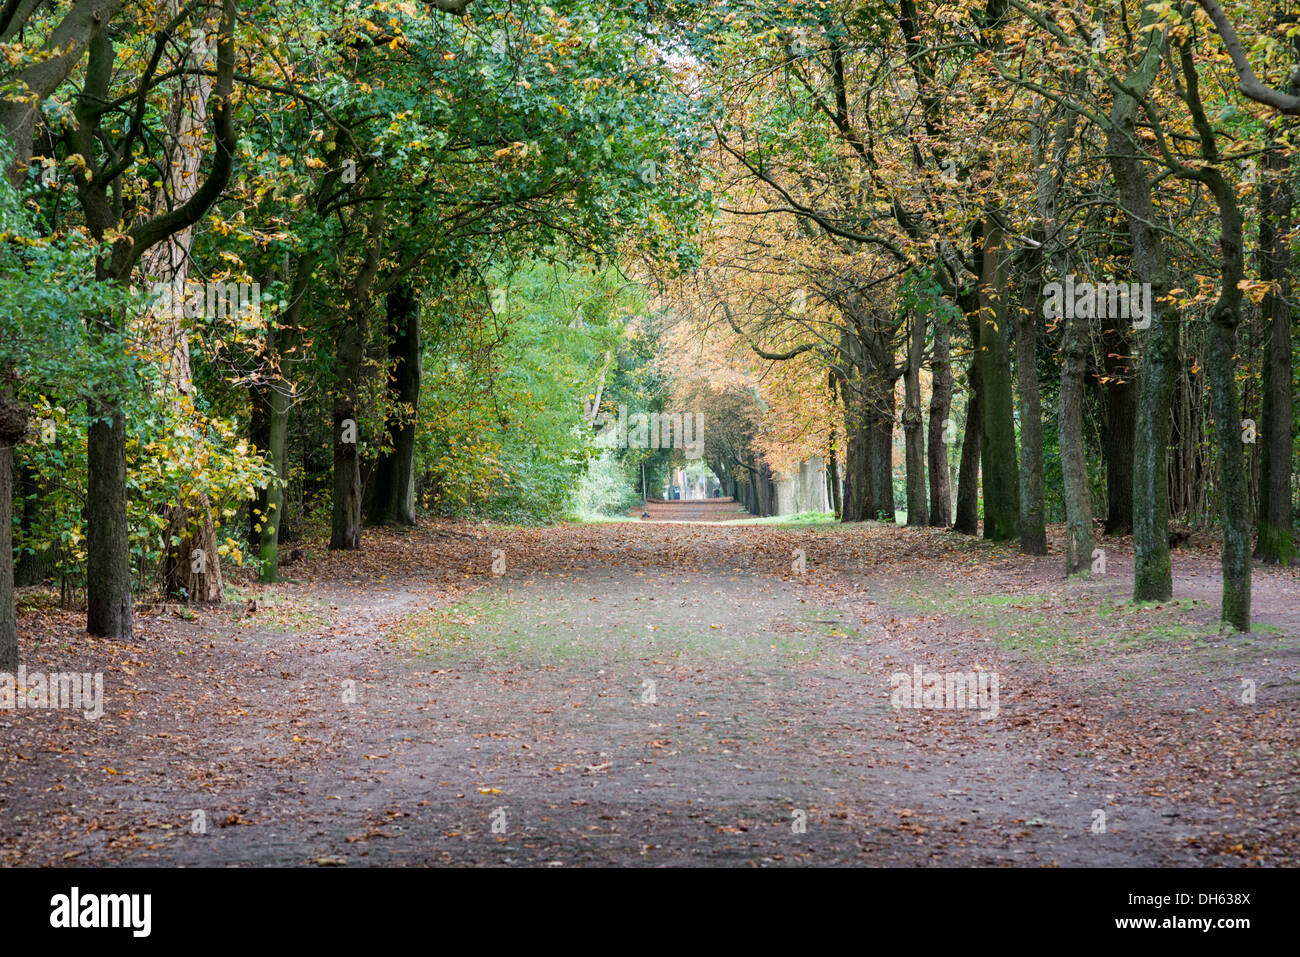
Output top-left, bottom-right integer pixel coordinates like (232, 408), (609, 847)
(662, 0), (1297, 634)
(1, 0), (1297, 670)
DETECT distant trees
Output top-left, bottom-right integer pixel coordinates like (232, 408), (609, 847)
(673, 0), (1296, 631)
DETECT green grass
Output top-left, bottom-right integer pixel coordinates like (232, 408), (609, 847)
(722, 511), (837, 526)
(224, 584), (332, 632)
(888, 582), (1221, 655)
(391, 582), (846, 666)
(1096, 596), (1207, 617)
(569, 512), (639, 524)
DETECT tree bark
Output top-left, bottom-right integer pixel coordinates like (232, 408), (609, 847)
(976, 218), (1020, 541)
(927, 308), (953, 526)
(368, 281), (422, 526)
(1099, 194), (1138, 534)
(826, 422), (842, 519)
(330, 213), (384, 551)
(1206, 313), (1251, 630)
(1106, 5), (1176, 602)
(330, 371), (365, 552)
(86, 395), (133, 638)
(838, 358), (872, 522)
(1101, 327), (1137, 535)
(15, 462), (53, 586)
(1059, 286), (1095, 574)
(954, 305), (983, 536)
(253, 256), (312, 577)
(249, 376), (270, 549)
(75, 0), (237, 636)
(903, 310), (928, 526)
(0, 387), (26, 670)
(870, 381), (896, 522)
(1015, 260), (1047, 555)
(1255, 116), (1295, 565)
(1179, 42), (1250, 629)
(140, 0), (224, 603)
(256, 380), (290, 580)
(0, 0), (125, 187)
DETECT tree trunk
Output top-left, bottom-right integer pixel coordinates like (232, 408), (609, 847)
(139, 5), (224, 602)
(927, 308), (953, 527)
(1015, 264), (1047, 555)
(1206, 311), (1251, 630)
(840, 369), (872, 523)
(86, 396), (133, 638)
(1102, 355), (1137, 536)
(0, 0), (123, 187)
(368, 282), (421, 526)
(1256, 127), (1295, 565)
(757, 459), (776, 517)
(330, 390), (364, 552)
(1095, 290), (1138, 535)
(1025, 94), (1079, 552)
(256, 380), (290, 581)
(903, 311), (928, 526)
(75, 0), (236, 633)
(0, 387), (26, 670)
(254, 256), (311, 576)
(1128, 289), (1180, 603)
(870, 386), (896, 522)
(1106, 10), (1176, 602)
(249, 377), (269, 549)
(329, 216), (383, 551)
(954, 306), (983, 536)
(15, 462), (54, 586)
(1180, 44), (1251, 630)
(826, 424), (842, 519)
(1059, 289), (1095, 574)
(859, 307), (897, 523)
(157, 492), (225, 602)
(976, 218), (1020, 541)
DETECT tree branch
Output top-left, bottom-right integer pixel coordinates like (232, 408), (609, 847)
(1195, 0), (1300, 115)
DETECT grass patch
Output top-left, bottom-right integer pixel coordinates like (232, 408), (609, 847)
(887, 581), (1219, 655)
(390, 583), (844, 666)
(569, 513), (639, 524)
(224, 584), (332, 632)
(722, 511), (837, 527)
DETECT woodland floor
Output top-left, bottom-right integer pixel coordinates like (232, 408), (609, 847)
(2, 520), (1297, 867)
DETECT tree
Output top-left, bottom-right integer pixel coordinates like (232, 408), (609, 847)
(0, 0), (125, 185)
(0, 382), (23, 670)
(1255, 26), (1297, 565)
(368, 282), (422, 526)
(1104, 4), (1180, 603)
(0, 149), (126, 665)
(61, 0), (238, 637)
(975, 217), (1020, 542)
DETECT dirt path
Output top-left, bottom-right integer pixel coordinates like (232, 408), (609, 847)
(2, 522), (1296, 866)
